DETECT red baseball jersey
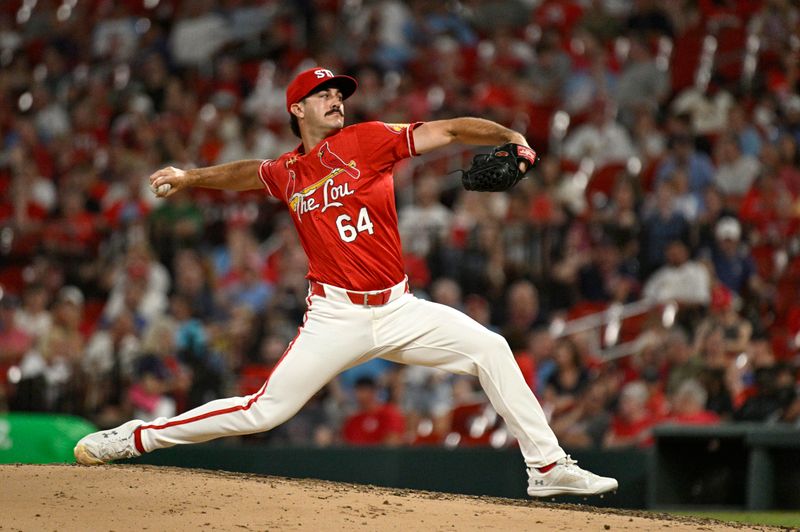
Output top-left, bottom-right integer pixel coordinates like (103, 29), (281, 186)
(258, 121), (422, 291)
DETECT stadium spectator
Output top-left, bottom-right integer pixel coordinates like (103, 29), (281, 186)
(549, 222), (592, 310)
(738, 168), (796, 237)
(220, 257), (274, 314)
(700, 217), (762, 297)
(630, 106), (667, 163)
(429, 277), (463, 310)
(698, 364), (735, 419)
(577, 238), (638, 304)
(526, 30), (571, 103)
(528, 327), (557, 395)
(735, 362), (797, 422)
(614, 36), (670, 129)
(726, 103), (762, 158)
(667, 379), (721, 425)
(693, 284), (752, 355)
(562, 99), (636, 166)
(639, 180), (690, 275)
(169, 0), (232, 68)
(670, 167), (703, 222)
(712, 133), (761, 200)
(41, 187), (101, 268)
(102, 242), (170, 326)
(561, 30), (617, 117)
(655, 133), (715, 199)
(592, 175), (642, 257)
(642, 239), (710, 306)
(752, 141), (797, 203)
(342, 376), (406, 446)
(501, 280), (543, 352)
(401, 365), (453, 444)
(543, 338), (589, 419)
(14, 286), (85, 412)
(171, 248), (218, 322)
(692, 185), (736, 251)
(82, 310), (141, 415)
(664, 327), (704, 396)
(604, 380), (657, 448)
(127, 354), (177, 423)
(550, 379), (612, 449)
(170, 294), (225, 409)
(267, 387), (339, 447)
(398, 172), (453, 259)
(0, 293), (32, 364)
(13, 283), (52, 339)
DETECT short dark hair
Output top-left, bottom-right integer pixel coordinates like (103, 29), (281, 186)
(354, 376), (376, 389)
(290, 113), (300, 138)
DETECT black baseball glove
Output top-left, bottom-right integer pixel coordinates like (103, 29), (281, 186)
(461, 143), (538, 192)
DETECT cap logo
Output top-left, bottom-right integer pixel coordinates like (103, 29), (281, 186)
(286, 68), (357, 113)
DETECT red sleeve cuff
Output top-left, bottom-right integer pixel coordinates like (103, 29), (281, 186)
(258, 160), (275, 196)
(406, 122), (423, 157)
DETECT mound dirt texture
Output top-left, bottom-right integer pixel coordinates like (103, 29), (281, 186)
(0, 464), (778, 531)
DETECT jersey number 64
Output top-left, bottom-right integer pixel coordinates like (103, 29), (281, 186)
(336, 207), (374, 243)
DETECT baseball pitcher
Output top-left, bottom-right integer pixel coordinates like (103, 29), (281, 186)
(75, 67), (618, 498)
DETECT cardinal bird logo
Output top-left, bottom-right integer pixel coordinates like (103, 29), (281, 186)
(318, 142), (360, 180)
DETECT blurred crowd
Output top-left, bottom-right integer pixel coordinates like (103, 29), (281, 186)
(1, 0), (800, 451)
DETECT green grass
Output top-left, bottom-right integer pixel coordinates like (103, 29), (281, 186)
(673, 511), (800, 528)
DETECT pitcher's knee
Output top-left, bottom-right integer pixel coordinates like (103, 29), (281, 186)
(471, 330), (514, 365)
(248, 394), (304, 432)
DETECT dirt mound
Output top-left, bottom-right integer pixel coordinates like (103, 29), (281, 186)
(0, 464), (772, 531)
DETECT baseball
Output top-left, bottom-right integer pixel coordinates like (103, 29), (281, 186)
(154, 183), (171, 196)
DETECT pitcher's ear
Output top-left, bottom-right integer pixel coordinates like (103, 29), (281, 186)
(289, 102), (305, 119)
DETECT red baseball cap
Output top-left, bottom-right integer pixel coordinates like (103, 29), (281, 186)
(285, 67), (357, 113)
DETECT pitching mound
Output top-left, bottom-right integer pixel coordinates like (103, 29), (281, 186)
(0, 464), (770, 531)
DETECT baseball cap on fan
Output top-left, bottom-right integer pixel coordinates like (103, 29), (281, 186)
(285, 67), (358, 113)
(715, 217), (741, 241)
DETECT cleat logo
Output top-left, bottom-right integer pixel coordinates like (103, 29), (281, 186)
(532, 480), (544, 486)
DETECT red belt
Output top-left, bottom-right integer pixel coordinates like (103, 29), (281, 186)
(310, 280), (408, 306)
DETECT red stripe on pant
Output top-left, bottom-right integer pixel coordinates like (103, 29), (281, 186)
(133, 295), (313, 454)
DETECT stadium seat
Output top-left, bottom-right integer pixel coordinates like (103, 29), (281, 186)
(0, 266), (25, 295)
(79, 298), (106, 338)
(567, 300), (608, 320)
(586, 162), (627, 210)
(714, 25), (747, 83)
(669, 27), (706, 93)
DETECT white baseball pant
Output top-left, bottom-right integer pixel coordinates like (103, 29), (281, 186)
(135, 278), (566, 467)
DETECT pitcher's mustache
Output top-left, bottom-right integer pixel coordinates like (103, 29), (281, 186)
(326, 108), (343, 116)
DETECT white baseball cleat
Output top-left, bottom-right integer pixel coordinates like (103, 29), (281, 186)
(73, 420), (144, 465)
(527, 455), (618, 497)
